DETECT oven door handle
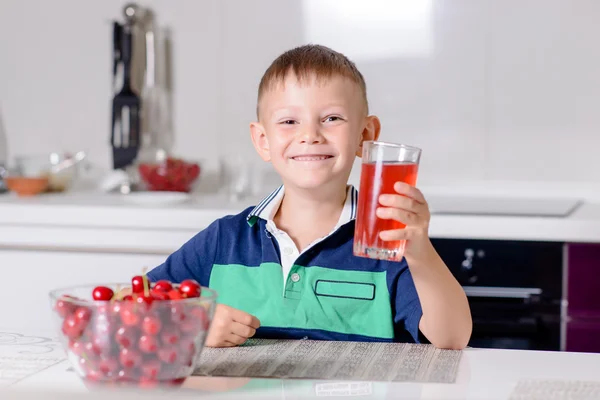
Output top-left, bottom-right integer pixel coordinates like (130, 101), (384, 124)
(462, 286), (542, 299)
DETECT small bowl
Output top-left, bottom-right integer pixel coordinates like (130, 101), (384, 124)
(14, 152), (85, 192)
(49, 283), (217, 390)
(5, 176), (49, 196)
(138, 157), (201, 193)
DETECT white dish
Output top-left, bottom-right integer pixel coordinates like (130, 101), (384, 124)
(121, 191), (191, 206)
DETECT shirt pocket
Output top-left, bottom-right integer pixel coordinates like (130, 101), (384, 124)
(314, 279), (376, 301)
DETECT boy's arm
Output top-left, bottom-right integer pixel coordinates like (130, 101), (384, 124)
(406, 242), (472, 350)
(147, 220), (220, 285)
(378, 182), (472, 349)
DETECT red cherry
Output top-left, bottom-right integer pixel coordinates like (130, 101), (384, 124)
(179, 279), (201, 298)
(167, 289), (183, 300)
(117, 368), (139, 382)
(139, 376), (159, 389)
(115, 326), (139, 348)
(62, 314), (84, 339)
(168, 303), (186, 323)
(122, 295), (133, 301)
(92, 286), (114, 301)
(119, 348), (143, 369)
(141, 359), (162, 379)
(69, 339), (85, 356)
(119, 302), (141, 326)
(160, 327), (180, 346)
(135, 294), (154, 307)
(150, 289), (169, 301)
(82, 341), (102, 359)
(54, 296), (76, 318)
(131, 275), (145, 294)
(74, 307), (92, 323)
(98, 358), (119, 376)
(138, 335), (159, 354)
(153, 280), (173, 292)
(142, 315), (162, 336)
(158, 346), (179, 364)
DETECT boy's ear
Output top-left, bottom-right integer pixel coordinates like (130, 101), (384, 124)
(250, 122), (271, 162)
(356, 115), (381, 157)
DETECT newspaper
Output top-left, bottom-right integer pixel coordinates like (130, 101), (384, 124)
(194, 339), (462, 383)
(0, 331), (65, 387)
(509, 380), (600, 400)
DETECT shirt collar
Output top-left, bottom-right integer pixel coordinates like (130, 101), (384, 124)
(246, 185), (358, 228)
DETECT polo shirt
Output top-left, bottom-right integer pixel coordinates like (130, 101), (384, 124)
(147, 185), (423, 343)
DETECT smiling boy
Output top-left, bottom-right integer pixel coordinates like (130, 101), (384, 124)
(148, 45), (472, 349)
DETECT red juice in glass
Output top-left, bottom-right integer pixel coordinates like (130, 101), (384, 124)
(353, 142), (421, 262)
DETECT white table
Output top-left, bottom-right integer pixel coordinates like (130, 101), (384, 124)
(1, 329), (600, 399)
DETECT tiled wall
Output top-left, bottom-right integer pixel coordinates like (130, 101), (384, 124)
(1, 0), (599, 191)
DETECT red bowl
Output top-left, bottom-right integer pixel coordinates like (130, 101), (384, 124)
(138, 158), (200, 193)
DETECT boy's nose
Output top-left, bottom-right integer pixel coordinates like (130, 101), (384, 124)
(299, 126), (324, 144)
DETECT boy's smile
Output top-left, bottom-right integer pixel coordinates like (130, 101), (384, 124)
(250, 72), (377, 191)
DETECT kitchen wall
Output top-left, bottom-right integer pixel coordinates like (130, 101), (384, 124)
(1, 0), (599, 190)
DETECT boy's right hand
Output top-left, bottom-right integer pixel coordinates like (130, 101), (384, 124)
(205, 304), (260, 348)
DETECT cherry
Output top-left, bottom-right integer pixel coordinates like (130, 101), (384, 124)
(168, 303), (186, 323)
(138, 335), (159, 354)
(115, 326), (139, 348)
(119, 302), (141, 326)
(74, 307), (92, 323)
(83, 341), (101, 359)
(122, 295), (133, 301)
(119, 348), (143, 369)
(150, 289), (169, 301)
(158, 346), (179, 364)
(141, 360), (162, 379)
(135, 294), (154, 307)
(117, 368), (139, 382)
(62, 314), (84, 339)
(142, 315), (162, 336)
(98, 358), (119, 376)
(167, 289), (183, 300)
(92, 286), (114, 301)
(54, 296), (76, 318)
(69, 339), (85, 356)
(179, 279), (201, 298)
(131, 275), (145, 294)
(160, 327), (180, 346)
(153, 280), (173, 292)
(139, 376), (159, 389)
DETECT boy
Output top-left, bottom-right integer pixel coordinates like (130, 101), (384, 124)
(148, 45), (472, 349)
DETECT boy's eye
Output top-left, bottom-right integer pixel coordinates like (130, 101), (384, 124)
(279, 119), (297, 125)
(324, 116), (344, 123)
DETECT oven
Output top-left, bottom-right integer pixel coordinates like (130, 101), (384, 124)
(430, 238), (564, 351)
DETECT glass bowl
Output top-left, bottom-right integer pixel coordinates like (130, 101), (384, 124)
(49, 283), (217, 389)
(138, 157), (200, 193)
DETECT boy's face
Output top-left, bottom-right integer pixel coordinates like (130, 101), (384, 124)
(250, 72), (380, 191)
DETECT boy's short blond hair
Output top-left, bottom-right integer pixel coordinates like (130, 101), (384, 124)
(257, 44), (369, 118)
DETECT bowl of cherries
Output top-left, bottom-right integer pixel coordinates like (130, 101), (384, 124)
(49, 275), (217, 389)
(138, 157), (201, 193)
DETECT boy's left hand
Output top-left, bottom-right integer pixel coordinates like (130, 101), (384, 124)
(376, 181), (432, 261)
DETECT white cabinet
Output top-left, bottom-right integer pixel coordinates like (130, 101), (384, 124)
(0, 250), (168, 331)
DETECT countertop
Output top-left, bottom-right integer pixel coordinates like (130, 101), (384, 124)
(2, 328), (600, 399)
(1, 180), (600, 254)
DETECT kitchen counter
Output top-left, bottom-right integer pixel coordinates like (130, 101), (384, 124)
(0, 180), (600, 254)
(2, 328), (600, 399)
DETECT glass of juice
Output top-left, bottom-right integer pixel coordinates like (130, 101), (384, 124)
(353, 141), (422, 262)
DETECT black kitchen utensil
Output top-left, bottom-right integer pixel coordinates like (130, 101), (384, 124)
(110, 22), (140, 170)
(112, 21), (122, 91)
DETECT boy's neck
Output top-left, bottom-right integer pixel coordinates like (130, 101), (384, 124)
(274, 184), (348, 252)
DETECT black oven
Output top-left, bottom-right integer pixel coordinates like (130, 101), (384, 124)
(430, 238), (564, 351)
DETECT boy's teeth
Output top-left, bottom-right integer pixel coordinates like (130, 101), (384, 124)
(293, 155), (330, 161)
